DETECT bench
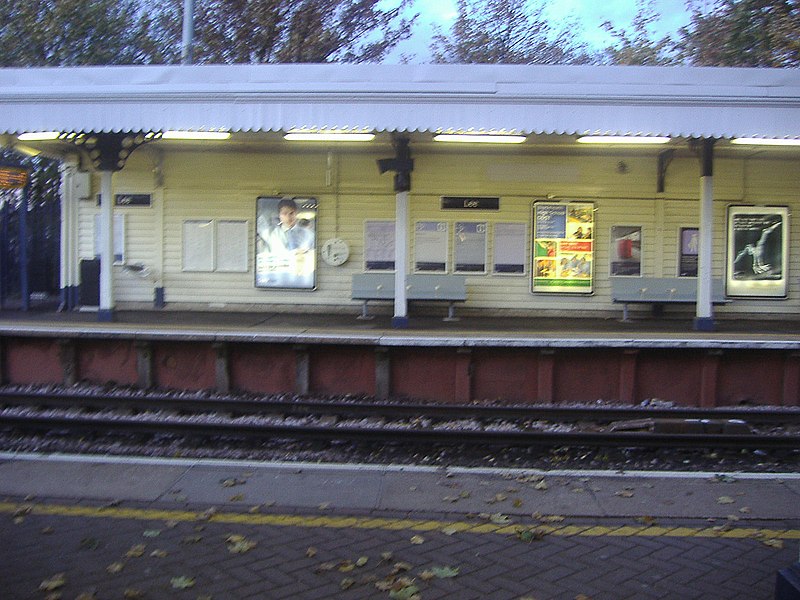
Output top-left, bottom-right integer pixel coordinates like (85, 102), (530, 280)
(352, 273), (467, 321)
(611, 277), (729, 321)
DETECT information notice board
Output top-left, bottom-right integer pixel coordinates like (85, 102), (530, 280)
(532, 201), (594, 293)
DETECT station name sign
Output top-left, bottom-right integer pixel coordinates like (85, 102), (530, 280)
(441, 196), (499, 210)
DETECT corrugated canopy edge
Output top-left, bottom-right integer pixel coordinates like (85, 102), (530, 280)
(1, 63), (799, 139)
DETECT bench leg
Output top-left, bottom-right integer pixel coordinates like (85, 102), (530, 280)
(356, 300), (374, 320)
(622, 303), (630, 322)
(443, 302), (460, 322)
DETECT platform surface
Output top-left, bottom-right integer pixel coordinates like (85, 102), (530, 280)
(1, 453), (798, 599)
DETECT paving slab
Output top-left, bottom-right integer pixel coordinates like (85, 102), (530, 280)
(0, 458), (188, 502)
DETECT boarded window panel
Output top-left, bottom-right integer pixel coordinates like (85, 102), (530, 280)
(216, 220), (248, 272)
(182, 220), (214, 272)
(364, 220), (395, 271)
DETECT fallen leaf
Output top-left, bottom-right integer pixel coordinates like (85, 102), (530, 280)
(220, 478), (246, 488)
(390, 562), (414, 575)
(410, 535), (425, 544)
(516, 527), (547, 543)
(318, 502), (330, 510)
(441, 525), (460, 536)
(512, 498), (524, 508)
(338, 560), (355, 573)
(39, 573), (67, 591)
(143, 529), (161, 538)
(340, 577), (356, 590)
(490, 513), (512, 524)
(248, 505), (261, 514)
(150, 549), (168, 558)
(379, 551), (394, 563)
(306, 547), (317, 558)
(123, 590), (145, 599)
(635, 516), (657, 526)
(79, 537), (101, 550)
(126, 544), (146, 558)
(708, 474), (737, 484)
(41, 526), (55, 535)
(739, 507), (752, 514)
(229, 494), (245, 502)
(430, 565), (459, 578)
(106, 562), (125, 574)
(170, 576), (195, 590)
(615, 490), (634, 498)
(355, 556), (369, 567)
(762, 539), (784, 549)
(226, 534), (257, 554)
(315, 562), (336, 573)
(419, 570), (436, 581)
(717, 496), (736, 505)
(534, 481), (549, 491)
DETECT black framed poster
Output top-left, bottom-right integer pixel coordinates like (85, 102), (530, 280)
(726, 205), (788, 298)
(610, 225), (642, 277)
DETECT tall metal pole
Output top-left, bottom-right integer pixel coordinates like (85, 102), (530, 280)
(694, 138), (715, 331)
(98, 171), (115, 321)
(181, 0), (195, 65)
(19, 180), (30, 311)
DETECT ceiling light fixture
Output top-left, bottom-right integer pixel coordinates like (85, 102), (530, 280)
(577, 136), (671, 144)
(161, 130), (231, 140)
(284, 129), (375, 142)
(731, 137), (800, 146)
(17, 132), (61, 141)
(433, 132), (527, 144)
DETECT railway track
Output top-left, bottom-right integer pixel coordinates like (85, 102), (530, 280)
(1, 387), (799, 451)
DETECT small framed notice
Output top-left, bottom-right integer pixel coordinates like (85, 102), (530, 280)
(493, 222), (526, 275)
(454, 222), (487, 273)
(414, 221), (448, 273)
(364, 220), (396, 271)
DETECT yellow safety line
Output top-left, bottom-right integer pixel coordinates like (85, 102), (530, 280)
(2, 502), (799, 540)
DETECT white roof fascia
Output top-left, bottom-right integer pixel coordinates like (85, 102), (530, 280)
(1, 63), (799, 139)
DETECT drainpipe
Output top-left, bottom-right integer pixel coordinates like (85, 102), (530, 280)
(694, 138), (715, 332)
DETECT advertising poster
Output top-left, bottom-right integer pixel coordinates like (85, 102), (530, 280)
(255, 196), (317, 289)
(679, 227), (699, 277)
(610, 226), (642, 276)
(726, 205), (788, 298)
(532, 201), (594, 293)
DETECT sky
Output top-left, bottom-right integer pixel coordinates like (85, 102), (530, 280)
(387, 0), (693, 62)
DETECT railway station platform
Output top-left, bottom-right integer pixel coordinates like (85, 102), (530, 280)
(1, 452), (799, 599)
(2, 306), (800, 408)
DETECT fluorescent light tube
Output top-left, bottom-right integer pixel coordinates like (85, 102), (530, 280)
(731, 138), (800, 146)
(433, 133), (526, 144)
(577, 136), (671, 144)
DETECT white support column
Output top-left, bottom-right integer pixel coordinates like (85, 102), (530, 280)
(392, 190), (409, 328)
(98, 170), (115, 321)
(695, 139), (715, 331)
(59, 159), (81, 310)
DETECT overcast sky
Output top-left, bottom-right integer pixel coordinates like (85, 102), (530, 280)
(388, 0), (692, 62)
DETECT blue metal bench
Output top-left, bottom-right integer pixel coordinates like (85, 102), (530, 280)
(352, 273), (467, 320)
(611, 277), (729, 321)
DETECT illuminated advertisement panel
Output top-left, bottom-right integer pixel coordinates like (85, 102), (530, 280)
(532, 201), (594, 293)
(726, 205), (788, 298)
(255, 196), (317, 289)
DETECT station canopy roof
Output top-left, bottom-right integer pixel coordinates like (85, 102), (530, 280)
(1, 63), (799, 141)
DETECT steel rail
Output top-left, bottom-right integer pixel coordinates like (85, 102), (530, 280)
(0, 389), (798, 424)
(2, 412), (799, 450)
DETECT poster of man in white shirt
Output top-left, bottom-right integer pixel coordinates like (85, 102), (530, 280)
(256, 196), (317, 289)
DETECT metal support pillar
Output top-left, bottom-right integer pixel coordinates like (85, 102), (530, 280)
(694, 138), (715, 332)
(98, 170), (115, 322)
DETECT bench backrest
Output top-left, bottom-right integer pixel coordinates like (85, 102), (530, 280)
(611, 277), (727, 303)
(352, 273), (467, 301)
